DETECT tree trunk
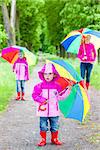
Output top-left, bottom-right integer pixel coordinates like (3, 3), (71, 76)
(16, 11), (20, 45)
(1, 0), (16, 46)
(10, 0), (16, 45)
(59, 44), (63, 57)
(98, 48), (100, 64)
(67, 52), (70, 58)
(62, 46), (65, 58)
(56, 45), (59, 56)
(1, 2), (13, 46)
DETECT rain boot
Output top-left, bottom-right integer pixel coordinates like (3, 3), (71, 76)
(51, 131), (62, 145)
(38, 131), (46, 146)
(21, 92), (25, 100)
(86, 82), (89, 90)
(16, 92), (20, 100)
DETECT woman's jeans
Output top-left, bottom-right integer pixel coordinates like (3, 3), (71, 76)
(16, 80), (25, 93)
(40, 116), (59, 132)
(80, 62), (93, 83)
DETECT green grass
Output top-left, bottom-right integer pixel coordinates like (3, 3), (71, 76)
(90, 63), (100, 89)
(0, 62), (15, 112)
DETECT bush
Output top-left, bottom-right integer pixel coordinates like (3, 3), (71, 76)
(0, 24), (7, 50)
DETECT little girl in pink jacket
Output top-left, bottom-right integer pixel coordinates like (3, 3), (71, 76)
(13, 50), (29, 100)
(32, 63), (71, 146)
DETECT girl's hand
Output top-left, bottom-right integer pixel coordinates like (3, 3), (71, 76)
(38, 100), (48, 111)
(83, 56), (87, 60)
(43, 100), (48, 105)
(67, 85), (72, 90)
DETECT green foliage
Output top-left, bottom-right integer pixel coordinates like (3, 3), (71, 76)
(0, 24), (7, 50)
(0, 0), (11, 6)
(0, 0), (100, 53)
(60, 0), (100, 36)
(16, 0), (45, 52)
(47, 45), (57, 54)
(44, 0), (65, 45)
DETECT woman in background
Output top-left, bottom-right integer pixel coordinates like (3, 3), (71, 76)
(77, 35), (96, 89)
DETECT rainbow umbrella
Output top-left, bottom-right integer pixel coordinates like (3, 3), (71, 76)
(47, 59), (90, 122)
(1, 45), (37, 66)
(61, 28), (100, 54)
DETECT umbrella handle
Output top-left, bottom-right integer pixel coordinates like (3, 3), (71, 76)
(72, 82), (79, 86)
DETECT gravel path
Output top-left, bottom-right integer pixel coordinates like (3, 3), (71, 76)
(0, 57), (100, 150)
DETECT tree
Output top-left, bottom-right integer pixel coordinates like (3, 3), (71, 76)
(10, 0), (16, 44)
(44, 0), (66, 56)
(16, 0), (44, 51)
(44, 0), (65, 46)
(1, 0), (16, 46)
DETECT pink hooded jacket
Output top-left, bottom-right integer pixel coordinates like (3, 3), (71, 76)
(13, 57), (29, 80)
(32, 63), (71, 117)
(77, 43), (96, 63)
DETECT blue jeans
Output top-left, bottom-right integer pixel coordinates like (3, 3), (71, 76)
(80, 62), (93, 83)
(16, 80), (25, 92)
(40, 117), (59, 132)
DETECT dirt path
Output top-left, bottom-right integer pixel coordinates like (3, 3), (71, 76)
(0, 58), (100, 150)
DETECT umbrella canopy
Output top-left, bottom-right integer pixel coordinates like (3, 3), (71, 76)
(46, 59), (90, 122)
(1, 45), (37, 66)
(61, 28), (100, 54)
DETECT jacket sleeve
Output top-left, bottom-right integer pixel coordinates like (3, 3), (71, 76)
(25, 60), (29, 80)
(32, 83), (47, 103)
(57, 88), (71, 101)
(56, 83), (71, 101)
(92, 44), (96, 61)
(77, 45), (83, 60)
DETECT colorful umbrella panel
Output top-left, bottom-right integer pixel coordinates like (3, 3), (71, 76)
(61, 28), (100, 54)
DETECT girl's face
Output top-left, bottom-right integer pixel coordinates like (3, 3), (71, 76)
(85, 35), (91, 43)
(19, 52), (23, 59)
(44, 73), (54, 82)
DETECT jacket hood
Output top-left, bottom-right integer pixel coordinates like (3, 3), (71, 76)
(38, 63), (60, 81)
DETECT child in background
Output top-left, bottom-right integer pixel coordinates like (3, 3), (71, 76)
(13, 50), (29, 100)
(32, 63), (71, 146)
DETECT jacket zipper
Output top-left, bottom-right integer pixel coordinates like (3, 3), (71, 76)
(47, 87), (49, 116)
